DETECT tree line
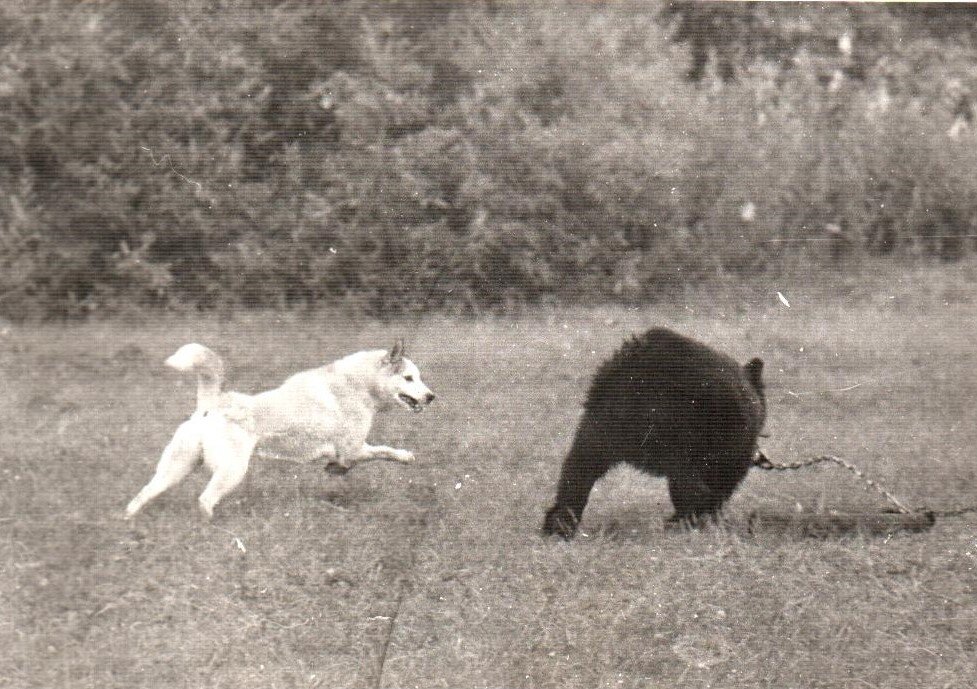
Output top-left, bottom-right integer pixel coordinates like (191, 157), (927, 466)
(2, 1), (976, 318)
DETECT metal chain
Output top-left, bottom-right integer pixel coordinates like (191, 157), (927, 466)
(753, 450), (914, 514)
(753, 450), (977, 519)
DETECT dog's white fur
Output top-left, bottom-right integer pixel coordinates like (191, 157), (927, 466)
(124, 341), (434, 519)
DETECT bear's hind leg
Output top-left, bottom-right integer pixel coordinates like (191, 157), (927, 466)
(666, 473), (720, 527)
(699, 456), (752, 518)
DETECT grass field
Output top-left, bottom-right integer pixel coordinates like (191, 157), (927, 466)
(3, 264), (977, 688)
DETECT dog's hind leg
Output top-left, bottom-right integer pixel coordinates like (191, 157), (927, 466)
(197, 420), (257, 519)
(124, 418), (203, 519)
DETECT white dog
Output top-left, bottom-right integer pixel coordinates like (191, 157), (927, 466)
(124, 340), (435, 519)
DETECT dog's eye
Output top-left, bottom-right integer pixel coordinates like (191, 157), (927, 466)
(404, 375), (414, 382)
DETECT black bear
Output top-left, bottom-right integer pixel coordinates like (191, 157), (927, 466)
(543, 328), (766, 538)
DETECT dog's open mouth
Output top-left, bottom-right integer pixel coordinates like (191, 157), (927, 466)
(398, 393), (424, 412)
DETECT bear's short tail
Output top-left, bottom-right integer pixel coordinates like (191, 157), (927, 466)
(165, 343), (225, 413)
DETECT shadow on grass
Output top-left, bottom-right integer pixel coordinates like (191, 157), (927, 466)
(570, 505), (937, 543)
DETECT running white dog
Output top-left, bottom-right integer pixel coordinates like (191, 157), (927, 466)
(124, 340), (435, 519)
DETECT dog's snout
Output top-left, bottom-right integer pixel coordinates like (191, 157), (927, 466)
(425, 392), (436, 403)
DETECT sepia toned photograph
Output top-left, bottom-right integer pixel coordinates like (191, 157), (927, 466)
(2, 1), (976, 687)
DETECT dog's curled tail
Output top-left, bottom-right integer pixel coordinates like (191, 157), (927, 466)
(166, 343), (225, 412)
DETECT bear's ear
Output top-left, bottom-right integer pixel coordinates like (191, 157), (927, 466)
(744, 357), (764, 391)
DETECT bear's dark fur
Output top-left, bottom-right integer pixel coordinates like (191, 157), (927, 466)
(543, 328), (766, 538)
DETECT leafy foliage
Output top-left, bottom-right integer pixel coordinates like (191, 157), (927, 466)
(2, 0), (977, 317)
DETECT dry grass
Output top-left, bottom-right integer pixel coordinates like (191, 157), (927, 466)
(2, 263), (977, 688)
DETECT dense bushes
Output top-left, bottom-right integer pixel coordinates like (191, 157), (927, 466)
(2, 1), (977, 318)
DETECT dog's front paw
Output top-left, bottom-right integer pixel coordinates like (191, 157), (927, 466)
(396, 450), (415, 464)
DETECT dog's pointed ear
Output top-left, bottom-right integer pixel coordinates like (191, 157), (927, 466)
(385, 339), (405, 365)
